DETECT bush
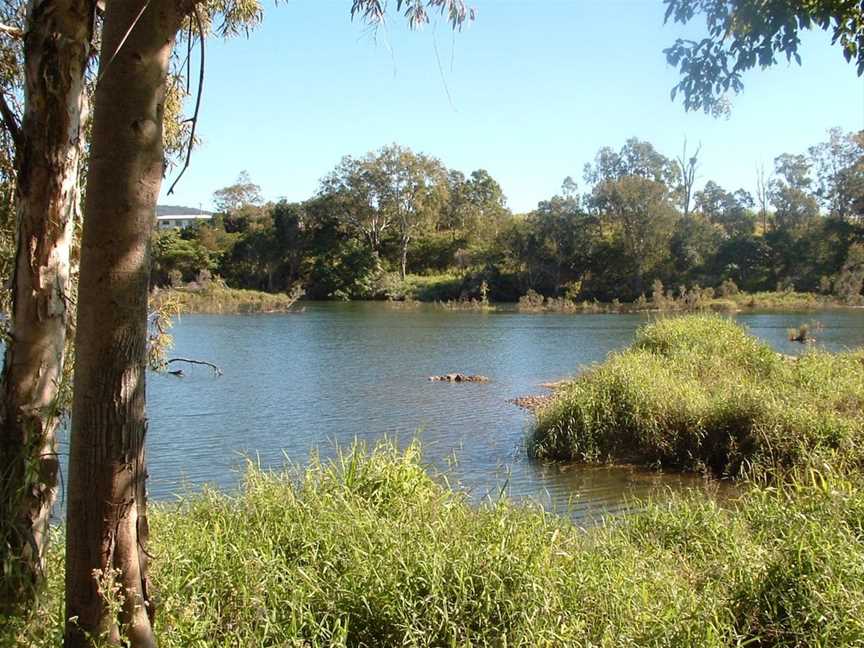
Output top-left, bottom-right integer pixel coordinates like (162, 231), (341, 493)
(530, 314), (864, 479)
(718, 278), (739, 297)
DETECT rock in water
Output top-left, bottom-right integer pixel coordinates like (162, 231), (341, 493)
(429, 373), (490, 383)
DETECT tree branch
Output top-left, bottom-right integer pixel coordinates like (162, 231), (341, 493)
(167, 5), (204, 195)
(166, 357), (223, 376)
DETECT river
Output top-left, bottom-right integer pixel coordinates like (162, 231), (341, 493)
(83, 304), (864, 521)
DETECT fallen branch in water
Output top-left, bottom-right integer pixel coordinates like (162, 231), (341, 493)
(167, 357), (223, 376)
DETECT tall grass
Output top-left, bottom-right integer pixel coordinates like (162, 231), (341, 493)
(530, 315), (864, 479)
(6, 442), (864, 646)
(152, 284), (303, 314)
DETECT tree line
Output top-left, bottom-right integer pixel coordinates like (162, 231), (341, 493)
(158, 130), (864, 304)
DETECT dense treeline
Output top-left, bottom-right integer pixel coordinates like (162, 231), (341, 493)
(154, 130), (864, 303)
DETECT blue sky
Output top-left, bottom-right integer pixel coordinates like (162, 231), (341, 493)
(161, 0), (864, 214)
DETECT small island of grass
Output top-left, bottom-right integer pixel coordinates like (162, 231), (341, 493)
(529, 314), (864, 480)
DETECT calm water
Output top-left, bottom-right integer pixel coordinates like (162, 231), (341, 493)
(72, 305), (864, 521)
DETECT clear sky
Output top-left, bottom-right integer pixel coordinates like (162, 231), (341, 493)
(160, 0), (864, 214)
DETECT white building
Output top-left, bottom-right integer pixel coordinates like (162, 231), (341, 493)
(156, 213), (213, 230)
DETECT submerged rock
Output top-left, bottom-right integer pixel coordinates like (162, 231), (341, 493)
(429, 373), (490, 383)
(508, 395), (553, 412)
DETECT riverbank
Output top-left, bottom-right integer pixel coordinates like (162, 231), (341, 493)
(529, 314), (864, 480)
(152, 284), (303, 314)
(9, 442), (864, 647)
(153, 277), (856, 315)
(377, 273), (857, 311)
(511, 289), (854, 313)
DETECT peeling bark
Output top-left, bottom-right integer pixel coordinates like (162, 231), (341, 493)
(0, 0), (94, 610)
(64, 0), (182, 645)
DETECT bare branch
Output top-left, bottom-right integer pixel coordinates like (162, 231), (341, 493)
(167, 5), (204, 195)
(167, 357), (222, 376)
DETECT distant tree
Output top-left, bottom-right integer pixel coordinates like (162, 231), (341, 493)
(589, 175), (678, 294)
(694, 181), (727, 223)
(584, 137), (677, 186)
(712, 234), (774, 291)
(664, 0), (864, 113)
(378, 145), (449, 279)
(583, 140), (679, 294)
(675, 139), (701, 217)
(808, 128), (864, 220)
(528, 192), (597, 293)
(770, 154), (819, 232)
(321, 154), (392, 259)
(694, 181), (756, 237)
(835, 242), (864, 302)
(444, 168), (508, 243)
(322, 145), (449, 278)
(671, 212), (722, 278)
(213, 170), (264, 214)
(755, 162), (771, 232)
(561, 175), (579, 199)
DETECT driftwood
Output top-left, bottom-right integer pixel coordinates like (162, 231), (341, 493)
(167, 357), (223, 376)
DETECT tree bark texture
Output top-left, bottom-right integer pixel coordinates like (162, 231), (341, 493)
(0, 0), (93, 610)
(64, 0), (182, 645)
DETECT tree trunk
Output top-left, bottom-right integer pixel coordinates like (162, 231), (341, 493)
(0, 0), (92, 610)
(64, 0), (181, 645)
(400, 235), (409, 280)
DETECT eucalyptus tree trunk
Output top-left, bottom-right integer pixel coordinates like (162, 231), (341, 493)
(0, 0), (92, 610)
(64, 0), (182, 645)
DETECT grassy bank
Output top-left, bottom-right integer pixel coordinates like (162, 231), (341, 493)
(513, 289), (851, 314)
(152, 284), (303, 314)
(7, 442), (864, 647)
(530, 315), (864, 479)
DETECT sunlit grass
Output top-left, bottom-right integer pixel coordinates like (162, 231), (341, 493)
(6, 441), (864, 646)
(153, 284), (303, 314)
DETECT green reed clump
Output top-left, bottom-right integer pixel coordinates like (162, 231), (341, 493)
(530, 314), (864, 478)
(6, 442), (864, 647)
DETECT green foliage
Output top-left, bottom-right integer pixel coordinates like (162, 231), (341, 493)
(151, 228), (215, 285)
(7, 442), (864, 646)
(664, 0), (864, 113)
(531, 315), (864, 479)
